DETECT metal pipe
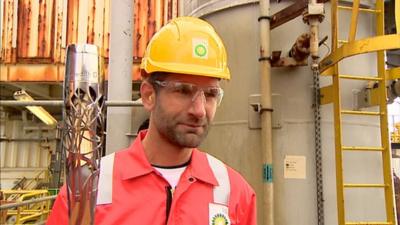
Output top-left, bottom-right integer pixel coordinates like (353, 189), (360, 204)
(106, 0), (134, 154)
(0, 100), (143, 107)
(259, 1), (273, 225)
(309, 18), (320, 60)
(304, 0), (324, 62)
(0, 137), (58, 142)
(0, 195), (56, 210)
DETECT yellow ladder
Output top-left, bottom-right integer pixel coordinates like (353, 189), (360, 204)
(318, 0), (400, 224)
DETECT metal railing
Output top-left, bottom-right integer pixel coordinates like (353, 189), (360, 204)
(0, 190), (56, 224)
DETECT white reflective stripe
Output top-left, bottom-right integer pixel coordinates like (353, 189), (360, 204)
(96, 152), (115, 205)
(206, 154), (230, 206)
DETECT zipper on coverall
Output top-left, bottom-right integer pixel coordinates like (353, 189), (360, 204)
(165, 185), (173, 225)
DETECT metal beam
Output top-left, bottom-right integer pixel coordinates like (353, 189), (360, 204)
(270, 0), (329, 30)
(319, 34), (400, 72)
(0, 100), (143, 107)
(386, 67), (400, 80)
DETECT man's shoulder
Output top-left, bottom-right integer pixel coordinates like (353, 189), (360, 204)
(101, 145), (133, 163)
(226, 164), (255, 192)
(202, 151), (255, 194)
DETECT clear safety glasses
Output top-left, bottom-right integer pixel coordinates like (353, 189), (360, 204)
(153, 80), (224, 106)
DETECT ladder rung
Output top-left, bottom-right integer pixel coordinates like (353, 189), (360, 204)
(345, 222), (392, 225)
(339, 39), (349, 44)
(342, 146), (384, 151)
(344, 183), (387, 188)
(339, 75), (383, 81)
(341, 110), (382, 116)
(338, 5), (381, 13)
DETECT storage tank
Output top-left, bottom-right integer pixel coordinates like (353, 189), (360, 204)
(183, 1), (395, 224)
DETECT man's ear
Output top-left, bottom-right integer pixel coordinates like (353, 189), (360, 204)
(140, 81), (156, 111)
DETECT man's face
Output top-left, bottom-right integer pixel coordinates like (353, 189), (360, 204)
(150, 74), (222, 148)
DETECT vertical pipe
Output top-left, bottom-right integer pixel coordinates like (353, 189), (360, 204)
(396, 0), (400, 34)
(309, 18), (319, 60)
(259, 1), (273, 225)
(308, 0), (321, 61)
(106, 0), (133, 154)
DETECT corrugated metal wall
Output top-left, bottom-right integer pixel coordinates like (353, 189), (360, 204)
(0, 116), (56, 189)
(0, 0), (179, 81)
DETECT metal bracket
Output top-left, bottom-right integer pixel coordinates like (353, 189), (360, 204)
(248, 94), (282, 129)
(250, 103), (273, 113)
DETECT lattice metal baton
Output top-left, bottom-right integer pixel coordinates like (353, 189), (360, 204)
(63, 44), (105, 225)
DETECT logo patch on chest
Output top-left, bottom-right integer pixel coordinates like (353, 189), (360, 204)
(209, 203), (230, 225)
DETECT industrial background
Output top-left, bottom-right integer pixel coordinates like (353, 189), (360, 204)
(0, 0), (399, 225)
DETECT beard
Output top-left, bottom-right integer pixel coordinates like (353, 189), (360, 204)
(153, 102), (210, 148)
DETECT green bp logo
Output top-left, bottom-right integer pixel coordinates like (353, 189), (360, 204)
(192, 38), (208, 59)
(211, 213), (229, 225)
(195, 44), (207, 57)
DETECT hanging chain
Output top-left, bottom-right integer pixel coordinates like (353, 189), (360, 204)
(312, 63), (325, 225)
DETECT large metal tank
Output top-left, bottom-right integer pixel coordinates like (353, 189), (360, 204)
(183, 1), (391, 224)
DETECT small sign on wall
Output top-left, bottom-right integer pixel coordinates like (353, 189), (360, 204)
(284, 155), (306, 179)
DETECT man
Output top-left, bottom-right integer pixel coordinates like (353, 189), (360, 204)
(47, 16), (256, 225)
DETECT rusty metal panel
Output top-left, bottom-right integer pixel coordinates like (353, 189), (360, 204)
(133, 0), (179, 59)
(0, 0), (3, 53)
(132, 0), (178, 79)
(1, 0), (18, 63)
(1, 0), (179, 81)
(66, 0), (110, 57)
(17, 0), (54, 59)
(103, 0), (110, 58)
(53, 0), (66, 63)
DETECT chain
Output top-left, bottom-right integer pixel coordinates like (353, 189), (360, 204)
(312, 63), (325, 225)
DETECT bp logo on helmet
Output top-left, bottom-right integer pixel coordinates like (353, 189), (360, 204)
(192, 38), (208, 59)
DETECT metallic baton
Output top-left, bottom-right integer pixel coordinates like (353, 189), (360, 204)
(63, 44), (105, 225)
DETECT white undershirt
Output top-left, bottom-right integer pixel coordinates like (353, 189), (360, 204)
(154, 166), (187, 188)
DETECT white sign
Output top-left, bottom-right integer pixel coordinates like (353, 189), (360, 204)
(284, 155), (306, 179)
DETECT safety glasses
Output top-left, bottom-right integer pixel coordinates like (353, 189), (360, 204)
(153, 80), (224, 106)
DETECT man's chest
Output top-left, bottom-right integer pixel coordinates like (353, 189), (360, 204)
(94, 177), (219, 225)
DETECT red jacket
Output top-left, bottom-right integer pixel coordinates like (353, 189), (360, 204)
(47, 131), (256, 225)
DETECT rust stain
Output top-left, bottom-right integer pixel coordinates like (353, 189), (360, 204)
(9, 65), (58, 81)
(148, 0), (156, 47)
(17, 0), (27, 57)
(67, 0), (78, 44)
(38, 0), (46, 57)
(4, 64), (141, 82)
(167, 0), (172, 21)
(87, 0), (96, 43)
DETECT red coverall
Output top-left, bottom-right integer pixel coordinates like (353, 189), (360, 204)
(46, 131), (257, 225)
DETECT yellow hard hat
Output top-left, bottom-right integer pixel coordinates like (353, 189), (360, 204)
(140, 17), (230, 80)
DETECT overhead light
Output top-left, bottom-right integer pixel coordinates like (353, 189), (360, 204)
(13, 90), (58, 126)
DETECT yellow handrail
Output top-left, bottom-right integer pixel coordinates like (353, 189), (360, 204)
(1, 190), (53, 224)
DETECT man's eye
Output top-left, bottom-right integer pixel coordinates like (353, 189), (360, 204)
(204, 88), (219, 98)
(173, 84), (194, 95)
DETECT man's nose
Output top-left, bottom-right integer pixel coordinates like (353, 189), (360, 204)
(188, 90), (206, 118)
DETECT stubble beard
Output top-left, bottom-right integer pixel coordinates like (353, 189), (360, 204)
(154, 104), (209, 148)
